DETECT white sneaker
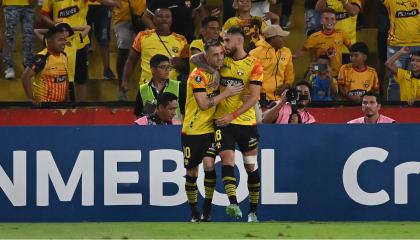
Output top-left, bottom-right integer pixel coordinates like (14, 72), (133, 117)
(247, 212), (259, 222)
(5, 67), (15, 79)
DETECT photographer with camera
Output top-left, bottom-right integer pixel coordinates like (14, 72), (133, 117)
(305, 55), (338, 101)
(262, 81), (316, 124)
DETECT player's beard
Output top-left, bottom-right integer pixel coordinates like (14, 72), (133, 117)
(225, 47), (236, 57)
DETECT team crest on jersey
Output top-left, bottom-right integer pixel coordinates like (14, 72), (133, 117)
(185, 0), (191, 8)
(363, 80), (370, 88)
(195, 76), (202, 83)
(172, 46), (179, 54)
(396, 0), (418, 8)
(281, 55), (286, 61)
(326, 47), (337, 58)
(237, 69), (245, 76)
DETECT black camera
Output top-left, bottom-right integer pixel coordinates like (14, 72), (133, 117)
(285, 88), (309, 124)
(286, 88), (309, 104)
(313, 64), (328, 72)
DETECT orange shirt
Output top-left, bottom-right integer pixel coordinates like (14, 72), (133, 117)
(337, 63), (379, 97)
(132, 29), (189, 83)
(303, 30), (352, 77)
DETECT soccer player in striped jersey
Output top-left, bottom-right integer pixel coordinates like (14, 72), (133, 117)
(192, 26), (264, 222)
(183, 40), (243, 222)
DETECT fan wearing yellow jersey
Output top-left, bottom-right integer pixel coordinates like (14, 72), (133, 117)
(192, 26), (263, 222)
(315, 0), (361, 45)
(295, 9), (352, 78)
(385, 47), (420, 103)
(182, 40), (243, 222)
(35, 20), (91, 102)
(22, 26), (69, 104)
(223, 0), (267, 52)
(189, 16), (221, 73)
(381, 0), (420, 101)
(121, 8), (189, 91)
(40, 0), (119, 101)
(338, 42), (379, 102)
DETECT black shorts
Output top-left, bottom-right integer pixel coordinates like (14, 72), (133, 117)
(87, 5), (111, 44)
(214, 124), (259, 153)
(181, 133), (216, 169)
(75, 47), (88, 85)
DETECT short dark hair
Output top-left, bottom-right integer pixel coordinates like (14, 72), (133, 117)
(44, 26), (64, 39)
(323, 8), (337, 15)
(350, 42), (369, 55)
(157, 92), (178, 107)
(226, 26), (245, 38)
(204, 39), (223, 52)
(318, 55), (330, 62)
(295, 80), (312, 93)
(411, 51), (420, 58)
(362, 91), (381, 104)
(55, 23), (74, 36)
(150, 54), (169, 68)
(201, 16), (219, 28)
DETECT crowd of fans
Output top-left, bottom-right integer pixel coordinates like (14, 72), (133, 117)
(0, 0), (419, 124)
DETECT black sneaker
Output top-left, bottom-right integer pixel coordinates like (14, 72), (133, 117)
(201, 212), (211, 222)
(104, 68), (116, 80)
(190, 206), (201, 222)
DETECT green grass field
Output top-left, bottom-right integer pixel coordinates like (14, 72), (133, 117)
(1, 222), (420, 239)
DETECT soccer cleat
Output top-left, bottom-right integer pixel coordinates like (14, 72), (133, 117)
(190, 206), (201, 222)
(247, 212), (259, 223)
(104, 68), (116, 80)
(191, 215), (201, 222)
(4, 67), (15, 80)
(226, 204), (242, 219)
(201, 212), (212, 222)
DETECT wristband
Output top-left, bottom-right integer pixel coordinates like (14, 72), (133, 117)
(232, 111), (240, 119)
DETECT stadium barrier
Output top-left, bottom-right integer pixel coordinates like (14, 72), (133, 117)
(1, 125), (420, 222)
(1, 106), (420, 125)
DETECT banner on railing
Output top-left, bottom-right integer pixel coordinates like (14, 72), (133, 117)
(1, 125), (420, 222)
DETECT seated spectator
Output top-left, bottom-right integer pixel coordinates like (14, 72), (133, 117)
(35, 20), (91, 102)
(249, 24), (294, 105)
(348, 92), (395, 124)
(121, 8), (189, 89)
(306, 55), (337, 101)
(223, 0), (267, 52)
(262, 81), (316, 124)
(338, 42), (379, 102)
(189, 16), (221, 72)
(294, 9), (351, 78)
(22, 26), (69, 103)
(385, 47), (420, 104)
(134, 92), (180, 125)
(134, 54), (185, 119)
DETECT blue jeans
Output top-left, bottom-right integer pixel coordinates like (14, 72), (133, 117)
(387, 46), (420, 101)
